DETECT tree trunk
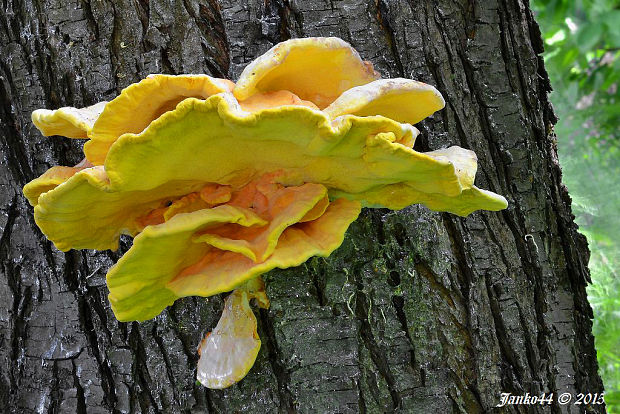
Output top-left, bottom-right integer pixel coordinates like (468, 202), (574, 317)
(0, 0), (605, 413)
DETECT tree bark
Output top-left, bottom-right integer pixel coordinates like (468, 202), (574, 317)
(0, 0), (605, 413)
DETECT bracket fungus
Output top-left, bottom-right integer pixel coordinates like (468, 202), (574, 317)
(24, 37), (507, 389)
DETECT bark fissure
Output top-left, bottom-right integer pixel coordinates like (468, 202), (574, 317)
(373, 0), (405, 77)
(390, 295), (417, 369)
(81, 0), (100, 40)
(258, 309), (296, 413)
(440, 216), (473, 316)
(48, 360), (60, 414)
(167, 303), (200, 364)
(182, 0), (230, 78)
(355, 287), (401, 412)
(2, 198), (22, 397)
(309, 262), (328, 307)
(108, 0), (123, 85)
(0, 72), (34, 186)
(133, 0), (149, 45)
(484, 275), (525, 389)
(356, 377), (367, 414)
(440, 215), (488, 410)
(263, 0), (293, 43)
(414, 259), (456, 309)
(455, 46), (512, 196)
(128, 323), (161, 413)
(71, 357), (87, 414)
(151, 322), (180, 402)
(77, 295), (118, 411)
(480, 214), (542, 382)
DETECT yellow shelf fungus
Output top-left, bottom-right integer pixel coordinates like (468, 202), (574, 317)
(24, 37), (508, 389)
(233, 37), (380, 108)
(106, 174), (361, 322)
(32, 101), (108, 139)
(197, 278), (270, 389)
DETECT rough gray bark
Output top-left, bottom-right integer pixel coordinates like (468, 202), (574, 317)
(0, 0), (605, 413)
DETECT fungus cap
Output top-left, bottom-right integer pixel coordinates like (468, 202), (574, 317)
(234, 37), (380, 108)
(84, 74), (234, 164)
(31, 94), (505, 252)
(24, 166), (85, 207)
(324, 78), (446, 124)
(31, 101), (108, 139)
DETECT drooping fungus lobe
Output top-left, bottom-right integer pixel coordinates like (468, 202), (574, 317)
(24, 37), (508, 389)
(196, 278), (270, 389)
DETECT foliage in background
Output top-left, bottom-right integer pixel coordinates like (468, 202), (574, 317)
(532, 0), (620, 410)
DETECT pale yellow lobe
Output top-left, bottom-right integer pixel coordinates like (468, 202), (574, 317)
(324, 78), (446, 124)
(84, 74), (234, 164)
(23, 166), (83, 206)
(424, 146), (477, 189)
(31, 101), (108, 139)
(197, 286), (263, 389)
(23, 158), (95, 207)
(335, 184), (507, 216)
(234, 37), (380, 109)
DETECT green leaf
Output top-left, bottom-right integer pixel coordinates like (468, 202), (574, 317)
(577, 23), (604, 52)
(603, 11), (620, 46)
